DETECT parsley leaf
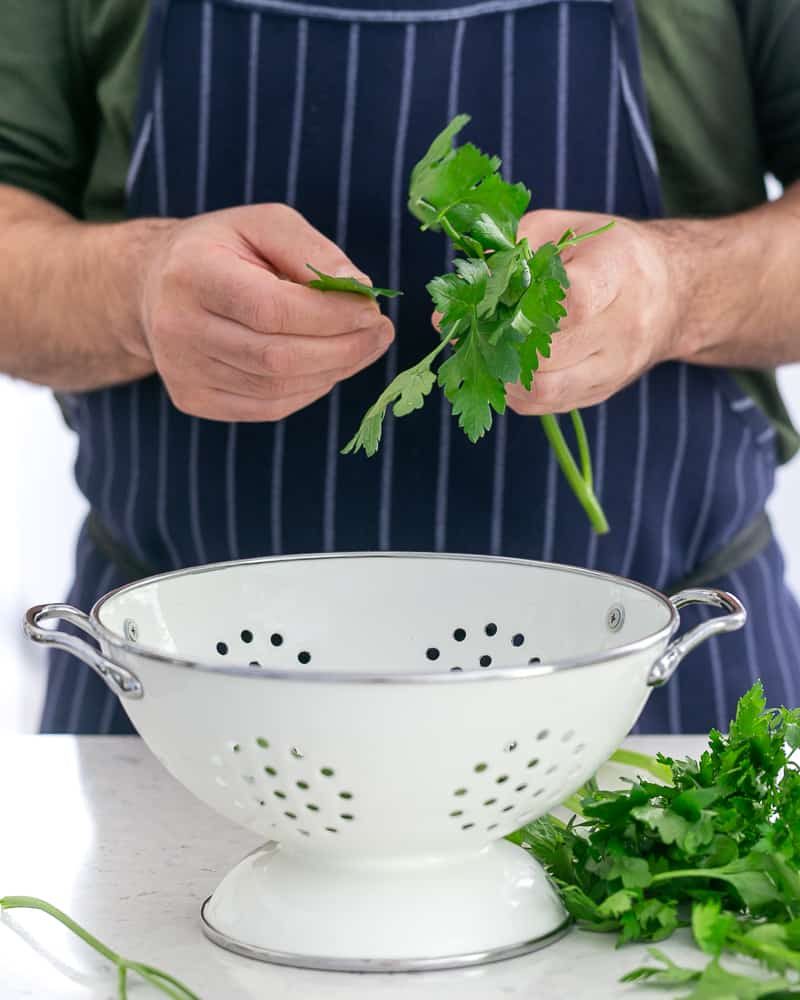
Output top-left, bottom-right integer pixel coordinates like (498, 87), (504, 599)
(306, 265), (402, 300)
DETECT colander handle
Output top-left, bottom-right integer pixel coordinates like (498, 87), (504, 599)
(23, 604), (144, 699)
(647, 589), (747, 687)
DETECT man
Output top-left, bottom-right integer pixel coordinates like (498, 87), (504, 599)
(1, 0), (799, 735)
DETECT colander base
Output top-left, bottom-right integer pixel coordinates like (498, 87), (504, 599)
(200, 840), (570, 972)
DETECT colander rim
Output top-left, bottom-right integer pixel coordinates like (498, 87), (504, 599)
(89, 551), (680, 684)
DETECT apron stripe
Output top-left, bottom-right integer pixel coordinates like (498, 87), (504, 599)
(434, 17), (467, 553)
(125, 111), (153, 199)
(488, 11), (515, 556)
(685, 388), (723, 573)
(101, 391), (117, 536)
(729, 568), (761, 687)
(378, 22), (416, 550)
(730, 425), (752, 540)
(186, 0), (215, 569)
(124, 381), (146, 564)
(226, 424), (240, 558)
(286, 18), (308, 208)
(655, 362), (688, 591)
(189, 420), (208, 563)
(157, 388), (182, 567)
(619, 371), (649, 578)
(323, 21), (361, 551)
(196, 1), (214, 215)
(244, 10), (261, 204)
(618, 58), (657, 175)
(542, 1), (570, 564)
(153, 71), (169, 216)
(272, 17), (309, 555)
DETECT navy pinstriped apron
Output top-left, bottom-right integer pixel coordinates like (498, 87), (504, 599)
(43, 0), (800, 736)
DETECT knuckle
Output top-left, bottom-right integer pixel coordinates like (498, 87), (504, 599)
(256, 339), (293, 375)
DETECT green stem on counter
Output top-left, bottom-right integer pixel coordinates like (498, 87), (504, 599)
(0, 896), (201, 1000)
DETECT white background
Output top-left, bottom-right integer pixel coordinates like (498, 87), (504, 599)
(1, 368), (799, 734)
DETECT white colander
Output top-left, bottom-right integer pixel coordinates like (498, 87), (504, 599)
(25, 552), (745, 972)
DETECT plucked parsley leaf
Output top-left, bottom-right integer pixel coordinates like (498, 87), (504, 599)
(306, 265), (402, 299)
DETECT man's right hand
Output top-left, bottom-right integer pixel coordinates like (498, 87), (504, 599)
(132, 203), (394, 422)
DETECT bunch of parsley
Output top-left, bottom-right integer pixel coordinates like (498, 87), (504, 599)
(310, 114), (612, 533)
(507, 682), (800, 996)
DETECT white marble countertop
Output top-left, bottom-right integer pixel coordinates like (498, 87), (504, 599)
(0, 733), (720, 1000)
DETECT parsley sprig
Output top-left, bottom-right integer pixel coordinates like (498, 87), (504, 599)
(311, 114), (612, 533)
(509, 682), (800, 996)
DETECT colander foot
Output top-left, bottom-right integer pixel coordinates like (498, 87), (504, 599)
(200, 840), (569, 972)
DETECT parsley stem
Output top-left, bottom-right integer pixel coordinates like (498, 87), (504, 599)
(556, 221), (616, 251)
(539, 413), (609, 534)
(0, 896), (200, 1000)
(609, 749), (673, 784)
(569, 409), (593, 489)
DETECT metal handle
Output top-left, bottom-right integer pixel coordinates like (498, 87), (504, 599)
(647, 588), (747, 687)
(23, 604), (144, 699)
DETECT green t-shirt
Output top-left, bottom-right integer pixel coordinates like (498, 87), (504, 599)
(0, 0), (798, 461)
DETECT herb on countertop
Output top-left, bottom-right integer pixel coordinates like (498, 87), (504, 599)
(0, 896), (200, 1000)
(310, 114), (613, 534)
(508, 682), (800, 996)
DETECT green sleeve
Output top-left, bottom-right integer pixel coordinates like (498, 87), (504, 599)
(736, 0), (800, 187)
(0, 1), (92, 217)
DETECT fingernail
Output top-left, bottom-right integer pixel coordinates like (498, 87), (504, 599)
(333, 262), (371, 284)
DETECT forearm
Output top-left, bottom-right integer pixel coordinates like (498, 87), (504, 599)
(0, 185), (169, 390)
(655, 181), (800, 370)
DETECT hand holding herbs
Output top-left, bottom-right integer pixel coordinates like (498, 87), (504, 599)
(509, 681), (800, 996)
(309, 114), (613, 533)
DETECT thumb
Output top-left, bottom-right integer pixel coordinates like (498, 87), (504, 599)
(235, 203), (372, 287)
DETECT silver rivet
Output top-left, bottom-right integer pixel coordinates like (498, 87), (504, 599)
(124, 618), (138, 642)
(606, 606), (625, 632)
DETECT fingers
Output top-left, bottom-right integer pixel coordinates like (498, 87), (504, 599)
(193, 313), (394, 377)
(202, 338), (391, 399)
(199, 255), (381, 337)
(506, 352), (609, 414)
(170, 383), (336, 423)
(231, 203), (372, 286)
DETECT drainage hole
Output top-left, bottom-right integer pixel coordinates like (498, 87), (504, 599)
(426, 647), (440, 661)
(511, 633), (525, 647)
(453, 628), (467, 642)
(216, 642), (229, 656)
(241, 630), (253, 644)
(485, 623), (498, 637)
